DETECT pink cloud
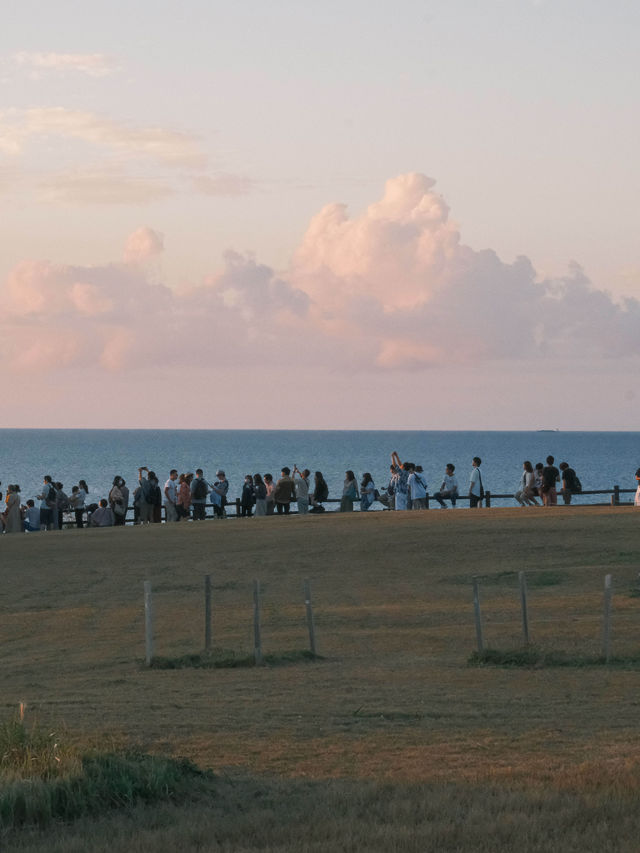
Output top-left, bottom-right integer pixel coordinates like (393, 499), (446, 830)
(1, 175), (639, 381)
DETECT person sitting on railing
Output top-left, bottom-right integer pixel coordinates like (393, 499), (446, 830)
(433, 463), (459, 509)
(309, 471), (328, 512)
(559, 462), (581, 505)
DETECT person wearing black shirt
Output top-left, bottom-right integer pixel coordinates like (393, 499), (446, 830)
(559, 461), (579, 505)
(541, 455), (560, 506)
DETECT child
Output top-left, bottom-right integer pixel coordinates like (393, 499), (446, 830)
(23, 499), (41, 532)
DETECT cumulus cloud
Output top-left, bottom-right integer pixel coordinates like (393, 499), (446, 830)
(124, 227), (165, 264)
(1, 174), (639, 377)
(13, 52), (118, 77)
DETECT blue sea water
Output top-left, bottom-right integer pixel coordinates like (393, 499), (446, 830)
(1, 430), (638, 508)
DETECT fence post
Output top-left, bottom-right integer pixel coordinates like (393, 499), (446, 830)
(485, 491), (491, 508)
(603, 574), (612, 663)
(303, 579), (317, 657)
(472, 577), (484, 653)
(519, 571), (530, 645)
(204, 574), (212, 653)
(613, 485), (620, 506)
(144, 580), (154, 666)
(235, 498), (241, 518)
(253, 579), (263, 665)
(426, 492), (430, 509)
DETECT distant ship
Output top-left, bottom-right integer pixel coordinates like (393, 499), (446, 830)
(536, 429), (560, 432)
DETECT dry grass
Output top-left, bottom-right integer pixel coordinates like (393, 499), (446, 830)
(2, 506), (640, 849)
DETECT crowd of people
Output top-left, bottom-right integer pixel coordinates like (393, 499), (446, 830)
(2, 454), (639, 534)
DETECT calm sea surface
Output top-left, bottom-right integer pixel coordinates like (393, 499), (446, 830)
(1, 430), (638, 508)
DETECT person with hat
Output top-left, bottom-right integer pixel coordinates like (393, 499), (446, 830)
(211, 469), (229, 518)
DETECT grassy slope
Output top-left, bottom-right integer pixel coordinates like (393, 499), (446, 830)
(2, 506), (640, 850)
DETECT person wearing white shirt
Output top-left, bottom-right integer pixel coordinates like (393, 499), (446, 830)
(407, 466), (427, 510)
(164, 469), (179, 522)
(434, 464), (459, 508)
(469, 457), (484, 508)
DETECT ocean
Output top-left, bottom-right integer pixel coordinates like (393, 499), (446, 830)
(1, 430), (638, 508)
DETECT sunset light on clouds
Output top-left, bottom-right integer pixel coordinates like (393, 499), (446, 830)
(1, 0), (638, 429)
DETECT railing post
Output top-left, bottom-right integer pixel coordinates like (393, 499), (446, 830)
(519, 571), (530, 645)
(426, 492), (430, 509)
(144, 581), (154, 667)
(253, 579), (263, 665)
(603, 574), (612, 663)
(613, 485), (620, 506)
(472, 577), (484, 653)
(485, 490), (491, 508)
(204, 574), (212, 653)
(235, 497), (241, 517)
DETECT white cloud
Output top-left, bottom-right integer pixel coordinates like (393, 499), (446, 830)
(13, 52), (118, 77)
(39, 167), (174, 205)
(0, 107), (206, 168)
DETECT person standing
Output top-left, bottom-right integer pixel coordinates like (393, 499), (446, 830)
(4, 485), (22, 533)
(340, 470), (359, 512)
(137, 468), (155, 524)
(176, 473), (192, 520)
(190, 469), (210, 520)
(360, 473), (376, 511)
(293, 466), (311, 515)
(254, 474), (267, 516)
(635, 468), (640, 507)
(390, 452), (409, 511)
(37, 476), (56, 531)
(541, 455), (560, 507)
(469, 457), (484, 508)
(433, 464), (459, 508)
(119, 479), (130, 524)
(241, 475), (255, 517)
(275, 467), (296, 514)
(211, 469), (229, 519)
(164, 469), (179, 522)
(264, 473), (276, 515)
(69, 486), (85, 528)
(109, 476), (127, 526)
(408, 465), (428, 510)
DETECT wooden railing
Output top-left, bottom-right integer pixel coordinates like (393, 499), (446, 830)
(62, 484), (635, 527)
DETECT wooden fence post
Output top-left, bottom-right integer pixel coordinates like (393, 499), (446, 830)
(603, 574), (612, 663)
(473, 577), (484, 653)
(304, 579), (317, 657)
(519, 571), (530, 645)
(204, 574), (212, 653)
(253, 579), (263, 665)
(144, 581), (154, 666)
(484, 491), (491, 508)
(613, 485), (620, 506)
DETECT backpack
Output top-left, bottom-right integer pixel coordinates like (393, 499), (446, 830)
(193, 478), (208, 500)
(572, 474), (583, 494)
(46, 485), (57, 508)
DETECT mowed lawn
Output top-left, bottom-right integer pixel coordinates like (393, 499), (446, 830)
(2, 507), (640, 851)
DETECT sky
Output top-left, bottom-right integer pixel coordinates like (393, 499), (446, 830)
(1, 0), (639, 429)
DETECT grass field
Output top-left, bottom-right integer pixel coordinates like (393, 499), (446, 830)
(2, 506), (640, 851)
